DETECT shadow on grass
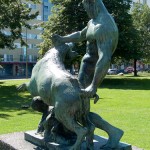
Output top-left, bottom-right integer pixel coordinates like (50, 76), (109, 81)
(0, 113), (12, 120)
(0, 81), (4, 85)
(17, 112), (30, 115)
(101, 78), (150, 90)
(0, 85), (39, 115)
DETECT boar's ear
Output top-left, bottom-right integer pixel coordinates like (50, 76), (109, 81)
(66, 42), (74, 50)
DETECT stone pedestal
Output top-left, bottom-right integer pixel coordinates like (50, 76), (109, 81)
(0, 131), (42, 150)
(25, 130), (132, 150)
(0, 130), (143, 150)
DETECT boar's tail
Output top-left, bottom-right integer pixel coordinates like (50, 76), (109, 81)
(17, 83), (28, 91)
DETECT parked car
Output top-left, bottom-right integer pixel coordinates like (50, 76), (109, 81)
(107, 69), (117, 75)
(145, 68), (150, 73)
(124, 67), (134, 73)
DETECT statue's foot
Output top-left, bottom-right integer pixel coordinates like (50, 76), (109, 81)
(100, 146), (112, 150)
(87, 144), (94, 150)
(70, 145), (80, 150)
(102, 128), (124, 149)
(51, 133), (70, 145)
(37, 126), (44, 133)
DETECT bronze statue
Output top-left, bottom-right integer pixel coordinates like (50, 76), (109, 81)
(18, 0), (124, 149)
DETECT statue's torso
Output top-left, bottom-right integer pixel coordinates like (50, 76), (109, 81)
(84, 15), (118, 57)
(86, 20), (96, 42)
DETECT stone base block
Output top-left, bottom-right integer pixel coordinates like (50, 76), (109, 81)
(0, 131), (43, 150)
(25, 130), (133, 150)
(0, 130), (143, 150)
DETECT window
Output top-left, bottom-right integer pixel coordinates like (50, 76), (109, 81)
(37, 15), (42, 20)
(20, 55), (23, 61)
(4, 55), (13, 62)
(26, 55), (37, 62)
(31, 44), (37, 49)
(44, 6), (48, 12)
(9, 55), (13, 61)
(31, 34), (37, 39)
(4, 54), (7, 62)
(0, 55), (4, 61)
(37, 27), (43, 30)
(27, 34), (31, 39)
(14, 43), (21, 48)
(22, 46), (26, 55)
(3, 31), (11, 35)
(34, 56), (37, 62)
(27, 34), (37, 39)
(44, 15), (48, 21)
(37, 35), (42, 39)
(28, 4), (36, 9)
(20, 55), (29, 61)
(28, 44), (32, 49)
(21, 33), (26, 38)
(29, 55), (32, 62)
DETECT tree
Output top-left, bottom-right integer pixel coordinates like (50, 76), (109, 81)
(131, 3), (150, 64)
(0, 0), (40, 49)
(40, 0), (138, 67)
(98, 0), (144, 77)
(40, 0), (88, 59)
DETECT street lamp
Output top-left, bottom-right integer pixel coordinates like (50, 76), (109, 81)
(25, 27), (28, 79)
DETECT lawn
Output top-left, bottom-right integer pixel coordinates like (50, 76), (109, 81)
(0, 73), (150, 149)
(0, 79), (41, 134)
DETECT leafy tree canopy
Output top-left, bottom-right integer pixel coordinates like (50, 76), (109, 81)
(131, 3), (150, 63)
(0, 0), (40, 49)
(40, 0), (139, 63)
(40, 0), (88, 58)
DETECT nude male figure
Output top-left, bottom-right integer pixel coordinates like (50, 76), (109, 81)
(53, 0), (123, 149)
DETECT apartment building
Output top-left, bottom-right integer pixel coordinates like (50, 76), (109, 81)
(0, 0), (52, 77)
(133, 0), (147, 4)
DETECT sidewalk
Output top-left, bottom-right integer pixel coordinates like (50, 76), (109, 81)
(0, 76), (29, 81)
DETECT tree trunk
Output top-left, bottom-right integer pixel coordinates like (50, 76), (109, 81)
(134, 59), (137, 76)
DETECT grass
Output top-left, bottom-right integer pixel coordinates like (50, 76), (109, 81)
(0, 73), (150, 149)
(91, 74), (150, 150)
(0, 79), (41, 134)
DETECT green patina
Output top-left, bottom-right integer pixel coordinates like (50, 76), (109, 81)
(18, 0), (124, 149)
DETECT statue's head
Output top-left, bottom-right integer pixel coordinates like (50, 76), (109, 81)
(82, 0), (102, 19)
(44, 42), (77, 63)
(57, 43), (78, 63)
(66, 43), (78, 62)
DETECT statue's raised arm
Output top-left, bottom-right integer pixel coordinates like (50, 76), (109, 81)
(52, 26), (87, 45)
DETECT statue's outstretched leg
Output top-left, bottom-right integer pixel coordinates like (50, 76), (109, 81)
(89, 112), (124, 149)
(78, 58), (123, 148)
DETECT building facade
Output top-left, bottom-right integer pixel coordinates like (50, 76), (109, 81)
(133, 0), (147, 4)
(133, 0), (150, 6)
(0, 0), (52, 77)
